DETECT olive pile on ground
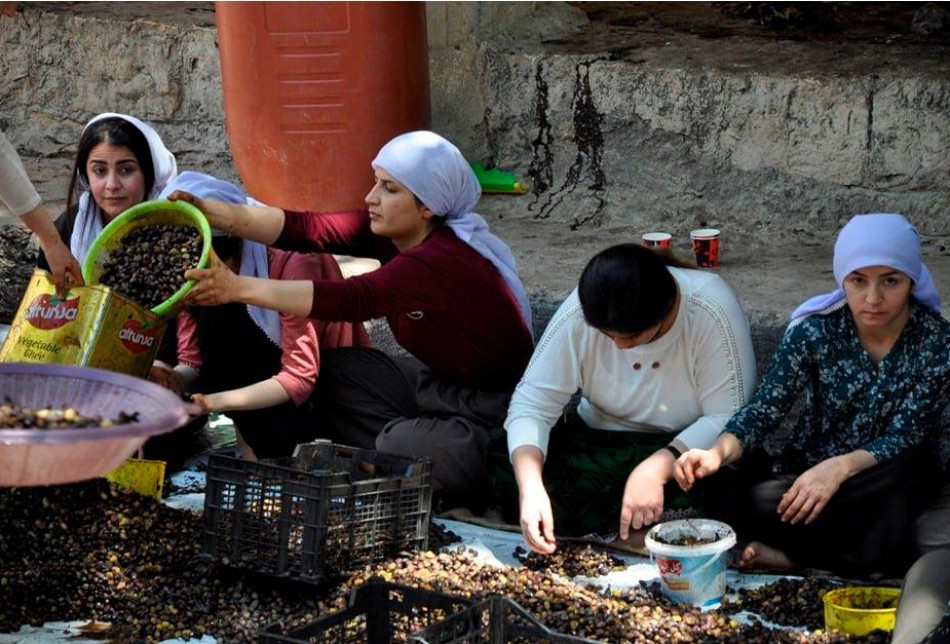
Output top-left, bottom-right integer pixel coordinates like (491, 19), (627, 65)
(514, 543), (627, 578)
(98, 224), (202, 310)
(0, 480), (894, 644)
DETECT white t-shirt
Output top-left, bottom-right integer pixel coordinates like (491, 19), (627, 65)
(0, 130), (42, 217)
(505, 267), (757, 458)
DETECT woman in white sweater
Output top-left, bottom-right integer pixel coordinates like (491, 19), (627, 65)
(502, 243), (755, 554)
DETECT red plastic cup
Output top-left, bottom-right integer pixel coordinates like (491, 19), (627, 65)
(642, 232), (673, 248)
(690, 229), (721, 268)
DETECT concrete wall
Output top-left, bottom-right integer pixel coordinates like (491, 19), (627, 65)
(2, 1), (950, 338)
(427, 6), (950, 247)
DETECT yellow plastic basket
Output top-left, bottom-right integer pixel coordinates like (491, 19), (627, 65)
(823, 587), (900, 636)
(81, 199), (211, 318)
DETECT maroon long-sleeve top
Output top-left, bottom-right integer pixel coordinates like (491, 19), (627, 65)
(275, 209), (534, 393)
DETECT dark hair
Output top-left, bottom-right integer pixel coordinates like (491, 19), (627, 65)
(578, 244), (680, 334)
(66, 117), (155, 219)
(211, 234), (243, 262)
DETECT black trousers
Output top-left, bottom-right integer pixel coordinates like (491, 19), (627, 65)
(311, 347), (510, 511)
(707, 447), (942, 577)
(915, 474), (950, 554)
(229, 400), (320, 460)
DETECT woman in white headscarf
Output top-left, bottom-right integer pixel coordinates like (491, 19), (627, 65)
(37, 112), (177, 271)
(674, 214), (950, 577)
(170, 131), (534, 511)
(37, 113), (178, 361)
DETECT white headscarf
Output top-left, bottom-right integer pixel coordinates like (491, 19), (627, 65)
(372, 131), (533, 335)
(790, 213), (941, 323)
(159, 172), (281, 347)
(70, 113), (178, 261)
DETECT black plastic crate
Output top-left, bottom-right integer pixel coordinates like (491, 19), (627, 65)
(202, 441), (432, 584)
(260, 581), (471, 644)
(410, 597), (602, 644)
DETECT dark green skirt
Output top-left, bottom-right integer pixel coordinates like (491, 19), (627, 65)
(487, 413), (702, 536)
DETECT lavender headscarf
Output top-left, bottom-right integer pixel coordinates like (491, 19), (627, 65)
(790, 213), (941, 322)
(70, 113), (178, 261)
(372, 131), (533, 335)
(159, 172), (281, 347)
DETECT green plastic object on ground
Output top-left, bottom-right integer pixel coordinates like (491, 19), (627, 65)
(470, 162), (529, 194)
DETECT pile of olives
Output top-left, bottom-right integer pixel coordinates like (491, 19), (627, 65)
(99, 224), (202, 310)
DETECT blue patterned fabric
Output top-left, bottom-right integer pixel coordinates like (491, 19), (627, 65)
(726, 302), (950, 470)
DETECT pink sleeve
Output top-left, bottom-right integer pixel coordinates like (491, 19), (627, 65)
(175, 310), (202, 369)
(269, 250), (321, 406)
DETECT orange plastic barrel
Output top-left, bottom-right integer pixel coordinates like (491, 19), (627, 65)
(214, 2), (430, 211)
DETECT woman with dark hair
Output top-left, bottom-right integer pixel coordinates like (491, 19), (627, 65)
(503, 243), (755, 553)
(37, 112), (176, 271)
(34, 112), (203, 466)
(169, 131), (534, 511)
(674, 214), (950, 576)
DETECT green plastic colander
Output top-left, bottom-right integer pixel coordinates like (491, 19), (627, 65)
(81, 199), (212, 318)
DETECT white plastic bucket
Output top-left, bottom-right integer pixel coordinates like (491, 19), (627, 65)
(644, 519), (736, 608)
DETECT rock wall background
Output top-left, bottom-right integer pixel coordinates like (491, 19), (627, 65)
(2, 2), (950, 324)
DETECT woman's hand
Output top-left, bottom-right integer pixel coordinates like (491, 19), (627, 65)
(519, 481), (557, 555)
(166, 190), (285, 244)
(149, 362), (184, 391)
(189, 393), (213, 414)
(165, 189), (206, 211)
(619, 453), (672, 538)
(165, 189), (226, 230)
(777, 457), (848, 524)
(674, 448), (723, 491)
(41, 237), (83, 296)
(184, 254), (242, 307)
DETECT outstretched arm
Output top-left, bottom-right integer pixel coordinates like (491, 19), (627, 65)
(674, 431), (744, 491)
(512, 445), (557, 555)
(1, 129), (82, 293)
(193, 379), (291, 414)
(167, 190), (285, 245)
(184, 254), (314, 317)
(23, 204), (83, 293)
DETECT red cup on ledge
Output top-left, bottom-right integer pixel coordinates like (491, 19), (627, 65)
(642, 232), (673, 248)
(690, 229), (721, 268)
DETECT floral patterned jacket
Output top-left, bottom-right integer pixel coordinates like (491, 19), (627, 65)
(726, 302), (950, 471)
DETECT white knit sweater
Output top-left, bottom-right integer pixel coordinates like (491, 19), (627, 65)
(505, 267), (757, 458)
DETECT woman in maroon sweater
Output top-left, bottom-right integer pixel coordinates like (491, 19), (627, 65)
(174, 131), (534, 510)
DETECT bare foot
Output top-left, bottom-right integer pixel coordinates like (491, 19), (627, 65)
(734, 541), (796, 571)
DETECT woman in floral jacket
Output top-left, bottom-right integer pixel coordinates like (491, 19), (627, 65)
(674, 213), (950, 577)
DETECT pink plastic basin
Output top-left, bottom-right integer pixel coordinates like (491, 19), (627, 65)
(0, 363), (190, 487)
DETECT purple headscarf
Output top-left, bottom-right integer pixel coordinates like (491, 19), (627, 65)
(791, 213), (941, 322)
